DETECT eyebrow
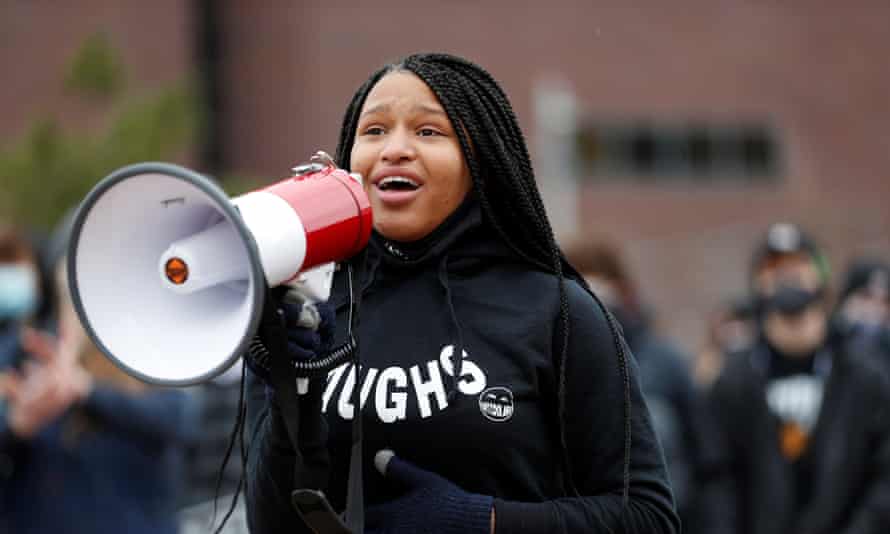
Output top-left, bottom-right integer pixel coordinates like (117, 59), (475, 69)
(360, 103), (390, 118)
(411, 104), (447, 117)
(358, 103), (447, 119)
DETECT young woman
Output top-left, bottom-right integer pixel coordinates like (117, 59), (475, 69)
(245, 53), (678, 533)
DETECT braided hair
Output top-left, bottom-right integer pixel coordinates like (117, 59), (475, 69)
(334, 53), (632, 503)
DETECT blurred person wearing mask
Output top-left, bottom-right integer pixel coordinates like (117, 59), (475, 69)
(564, 238), (734, 534)
(0, 224), (53, 475)
(708, 222), (890, 534)
(0, 229), (198, 533)
(834, 258), (890, 369)
(0, 226), (45, 372)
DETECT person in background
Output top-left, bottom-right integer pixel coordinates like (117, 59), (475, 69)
(708, 222), (890, 534)
(833, 257), (890, 370)
(695, 295), (757, 387)
(182, 368), (245, 508)
(0, 224), (56, 484)
(178, 366), (247, 534)
(0, 221), (198, 534)
(0, 225), (50, 372)
(564, 238), (734, 534)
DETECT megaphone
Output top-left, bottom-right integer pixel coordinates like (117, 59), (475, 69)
(67, 152), (372, 386)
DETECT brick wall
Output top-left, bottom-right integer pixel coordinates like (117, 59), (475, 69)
(0, 1), (194, 142)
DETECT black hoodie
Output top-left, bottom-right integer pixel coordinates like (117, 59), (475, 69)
(246, 199), (679, 533)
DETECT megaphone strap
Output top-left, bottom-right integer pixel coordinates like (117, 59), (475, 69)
(279, 257), (367, 533)
(342, 259), (366, 533)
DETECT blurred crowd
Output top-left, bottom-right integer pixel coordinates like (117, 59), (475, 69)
(1, 213), (888, 534)
(0, 218), (245, 533)
(564, 223), (890, 534)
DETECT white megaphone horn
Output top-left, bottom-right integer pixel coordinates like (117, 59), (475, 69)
(67, 152), (372, 386)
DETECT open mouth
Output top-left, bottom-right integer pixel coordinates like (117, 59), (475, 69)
(377, 176), (421, 192)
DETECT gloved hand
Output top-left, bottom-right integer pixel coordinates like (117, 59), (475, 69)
(245, 286), (336, 385)
(365, 450), (493, 534)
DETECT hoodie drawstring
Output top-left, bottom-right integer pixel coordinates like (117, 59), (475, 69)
(437, 255), (465, 403)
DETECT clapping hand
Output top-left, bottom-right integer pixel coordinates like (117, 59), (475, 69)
(3, 328), (92, 439)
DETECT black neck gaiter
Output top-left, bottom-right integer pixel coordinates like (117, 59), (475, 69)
(373, 193), (481, 266)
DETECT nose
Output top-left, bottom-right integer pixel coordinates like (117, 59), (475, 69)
(380, 127), (416, 164)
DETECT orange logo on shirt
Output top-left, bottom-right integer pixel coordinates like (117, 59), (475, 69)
(780, 422), (809, 461)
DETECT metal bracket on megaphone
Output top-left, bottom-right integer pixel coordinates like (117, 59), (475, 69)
(280, 151), (365, 395)
(281, 151), (345, 327)
(293, 150), (363, 187)
(282, 152), (364, 534)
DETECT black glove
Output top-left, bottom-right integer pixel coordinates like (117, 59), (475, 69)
(245, 286), (336, 385)
(365, 450), (493, 534)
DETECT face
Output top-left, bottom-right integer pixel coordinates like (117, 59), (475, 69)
(714, 315), (755, 353)
(350, 72), (472, 242)
(763, 307), (827, 357)
(841, 272), (889, 328)
(755, 254), (829, 356)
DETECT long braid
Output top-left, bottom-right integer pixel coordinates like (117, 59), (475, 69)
(445, 69), (597, 497)
(408, 67), (581, 493)
(437, 66), (590, 496)
(404, 56), (582, 497)
(334, 53), (632, 503)
(422, 64), (550, 272)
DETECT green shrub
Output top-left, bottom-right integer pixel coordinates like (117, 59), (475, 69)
(0, 32), (202, 230)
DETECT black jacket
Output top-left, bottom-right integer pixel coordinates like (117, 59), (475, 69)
(625, 324), (735, 534)
(246, 202), (679, 533)
(709, 340), (890, 534)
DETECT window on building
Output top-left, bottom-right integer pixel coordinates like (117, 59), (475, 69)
(575, 121), (781, 183)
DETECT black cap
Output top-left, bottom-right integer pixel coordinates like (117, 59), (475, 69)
(839, 258), (890, 303)
(750, 222), (830, 290)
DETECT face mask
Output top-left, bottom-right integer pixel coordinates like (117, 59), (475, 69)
(0, 265), (38, 321)
(850, 321), (887, 343)
(762, 285), (823, 316)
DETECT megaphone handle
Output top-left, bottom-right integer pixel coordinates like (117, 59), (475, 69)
(283, 289), (321, 330)
(282, 287), (320, 397)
